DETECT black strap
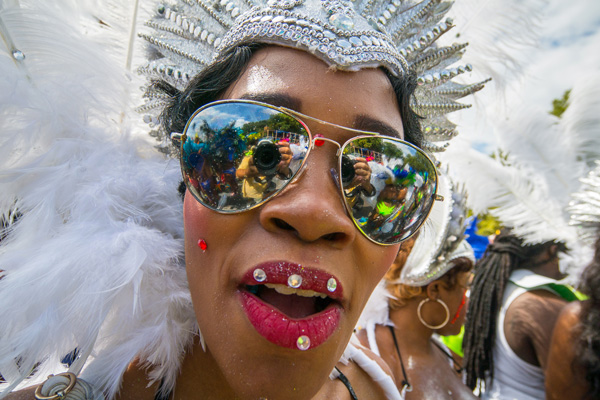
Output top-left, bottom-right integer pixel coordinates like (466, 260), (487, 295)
(431, 339), (463, 373)
(388, 326), (411, 392)
(155, 371), (360, 400)
(334, 366), (359, 400)
(154, 379), (170, 400)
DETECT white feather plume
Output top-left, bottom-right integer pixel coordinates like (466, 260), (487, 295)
(443, 146), (577, 246)
(446, 0), (546, 86)
(356, 281), (394, 332)
(569, 161), (600, 245)
(441, 62), (600, 257)
(0, 1), (195, 398)
(559, 72), (600, 169)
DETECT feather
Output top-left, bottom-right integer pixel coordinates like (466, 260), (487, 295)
(442, 146), (578, 246)
(559, 72), (600, 169)
(0, 1), (194, 398)
(356, 281), (394, 332)
(494, 105), (583, 211)
(445, 0), (546, 86)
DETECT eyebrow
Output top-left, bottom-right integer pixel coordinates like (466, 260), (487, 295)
(354, 115), (403, 139)
(238, 92), (403, 139)
(239, 93), (302, 111)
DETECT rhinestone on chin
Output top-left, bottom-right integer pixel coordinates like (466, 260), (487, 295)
(288, 274), (303, 288)
(297, 335), (311, 350)
(327, 277), (337, 292)
(253, 268), (267, 282)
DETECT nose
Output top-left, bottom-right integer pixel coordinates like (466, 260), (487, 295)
(258, 148), (357, 248)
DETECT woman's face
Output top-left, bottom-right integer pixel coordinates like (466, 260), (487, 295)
(183, 46), (405, 398)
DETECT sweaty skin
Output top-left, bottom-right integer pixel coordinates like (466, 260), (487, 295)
(174, 46), (404, 400)
(545, 301), (590, 400)
(358, 243), (476, 399)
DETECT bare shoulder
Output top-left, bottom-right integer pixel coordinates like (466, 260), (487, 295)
(507, 289), (567, 326)
(546, 301), (588, 399)
(504, 289), (568, 367)
(556, 300), (583, 326)
(2, 386), (37, 400)
(114, 360), (160, 400)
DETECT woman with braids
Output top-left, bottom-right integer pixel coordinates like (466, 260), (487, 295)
(545, 236), (600, 399)
(463, 230), (580, 399)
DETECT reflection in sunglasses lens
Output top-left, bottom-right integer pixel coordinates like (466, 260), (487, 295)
(341, 155), (355, 184)
(180, 101), (437, 245)
(181, 102), (309, 211)
(253, 140), (282, 176)
(341, 137), (436, 244)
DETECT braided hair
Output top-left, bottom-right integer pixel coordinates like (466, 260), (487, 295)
(576, 236), (600, 398)
(463, 229), (566, 390)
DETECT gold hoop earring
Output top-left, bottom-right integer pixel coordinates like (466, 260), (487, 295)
(417, 298), (450, 330)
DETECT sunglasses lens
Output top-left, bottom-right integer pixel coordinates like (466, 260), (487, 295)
(180, 102), (310, 211)
(341, 137), (437, 244)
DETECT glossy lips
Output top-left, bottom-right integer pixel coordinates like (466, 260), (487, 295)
(239, 261), (343, 350)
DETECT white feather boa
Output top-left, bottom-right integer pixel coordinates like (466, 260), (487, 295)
(0, 1), (196, 398)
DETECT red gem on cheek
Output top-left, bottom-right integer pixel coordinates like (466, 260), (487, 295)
(314, 134), (325, 147)
(197, 239), (207, 252)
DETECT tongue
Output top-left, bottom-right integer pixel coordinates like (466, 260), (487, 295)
(259, 288), (317, 319)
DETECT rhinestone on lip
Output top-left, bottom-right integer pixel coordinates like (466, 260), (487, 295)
(297, 335), (311, 350)
(253, 268), (267, 282)
(287, 274), (303, 288)
(327, 277), (337, 292)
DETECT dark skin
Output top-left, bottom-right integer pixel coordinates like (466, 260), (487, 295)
(357, 279), (476, 400)
(113, 347), (394, 400)
(6, 46), (403, 400)
(503, 245), (567, 370)
(357, 243), (476, 399)
(545, 301), (590, 400)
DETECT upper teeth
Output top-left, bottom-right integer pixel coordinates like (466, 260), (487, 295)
(264, 283), (328, 299)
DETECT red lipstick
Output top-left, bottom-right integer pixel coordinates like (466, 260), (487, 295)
(239, 261), (343, 350)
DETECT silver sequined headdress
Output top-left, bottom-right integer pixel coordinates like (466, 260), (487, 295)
(138, 0), (487, 153)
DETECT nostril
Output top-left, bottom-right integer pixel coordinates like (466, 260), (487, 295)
(322, 232), (344, 242)
(273, 218), (294, 231)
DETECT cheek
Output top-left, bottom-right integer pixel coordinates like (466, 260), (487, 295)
(355, 243), (399, 302)
(183, 192), (211, 249)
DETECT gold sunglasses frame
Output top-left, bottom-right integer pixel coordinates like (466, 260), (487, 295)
(172, 99), (442, 245)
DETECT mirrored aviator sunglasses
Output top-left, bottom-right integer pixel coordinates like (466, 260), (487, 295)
(172, 99), (441, 245)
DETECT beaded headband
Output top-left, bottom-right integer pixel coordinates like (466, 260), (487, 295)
(137, 0), (487, 153)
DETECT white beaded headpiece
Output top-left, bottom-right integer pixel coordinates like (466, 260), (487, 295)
(138, 0), (487, 152)
(397, 173), (473, 286)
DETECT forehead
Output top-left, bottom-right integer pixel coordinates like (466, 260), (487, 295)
(222, 46), (404, 138)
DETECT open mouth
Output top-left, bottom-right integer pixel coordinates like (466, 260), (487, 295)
(246, 283), (333, 319)
(238, 262), (343, 351)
